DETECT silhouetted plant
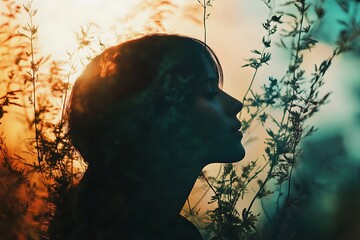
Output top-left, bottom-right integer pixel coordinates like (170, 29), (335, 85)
(0, 1), (45, 239)
(200, 0), (360, 239)
(0, 0), (86, 238)
(0, 0), (185, 239)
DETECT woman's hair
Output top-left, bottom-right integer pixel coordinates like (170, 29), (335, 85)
(68, 34), (223, 169)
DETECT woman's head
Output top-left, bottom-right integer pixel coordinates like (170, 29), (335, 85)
(68, 34), (244, 173)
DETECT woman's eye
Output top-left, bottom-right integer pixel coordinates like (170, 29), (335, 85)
(205, 84), (220, 98)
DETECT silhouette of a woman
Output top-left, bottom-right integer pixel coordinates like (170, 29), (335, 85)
(50, 34), (245, 240)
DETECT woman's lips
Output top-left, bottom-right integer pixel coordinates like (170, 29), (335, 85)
(234, 130), (243, 139)
(230, 121), (242, 133)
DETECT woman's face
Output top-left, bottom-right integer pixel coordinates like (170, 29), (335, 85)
(190, 56), (245, 164)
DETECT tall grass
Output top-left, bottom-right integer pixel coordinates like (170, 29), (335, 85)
(0, 0), (186, 239)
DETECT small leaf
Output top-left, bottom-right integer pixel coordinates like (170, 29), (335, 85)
(278, 39), (287, 49)
(260, 52), (271, 64)
(337, 19), (349, 27)
(336, 0), (349, 12)
(315, 5), (325, 18)
(31, 25), (39, 35)
(271, 14), (283, 23)
(23, 4), (30, 13)
(22, 25), (29, 32)
(285, 13), (297, 19)
(262, 36), (271, 48)
(251, 49), (261, 55)
(266, 128), (275, 138)
(259, 112), (268, 124)
(303, 25), (310, 33)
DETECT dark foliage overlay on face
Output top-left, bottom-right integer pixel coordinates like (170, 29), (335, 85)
(68, 34), (241, 168)
(48, 34), (247, 240)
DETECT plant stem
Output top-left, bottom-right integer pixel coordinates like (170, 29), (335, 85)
(271, 3), (306, 239)
(28, 2), (41, 164)
(230, 160), (269, 216)
(241, 164), (273, 227)
(286, 0), (305, 202)
(203, 0), (207, 44)
(245, 105), (268, 126)
(242, 68), (259, 103)
(239, 4), (275, 120)
(192, 165), (223, 211)
(201, 173), (222, 205)
(59, 24), (92, 125)
(187, 198), (193, 215)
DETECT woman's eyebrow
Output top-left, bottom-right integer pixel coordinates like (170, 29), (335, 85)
(205, 77), (219, 83)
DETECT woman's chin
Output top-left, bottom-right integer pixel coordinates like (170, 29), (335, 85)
(226, 143), (246, 163)
(208, 145), (246, 164)
(226, 151), (245, 163)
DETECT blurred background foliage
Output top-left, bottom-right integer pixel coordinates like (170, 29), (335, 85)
(0, 0), (359, 239)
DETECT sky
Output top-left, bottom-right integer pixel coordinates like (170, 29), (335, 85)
(16, 0), (357, 129)
(2, 0), (360, 234)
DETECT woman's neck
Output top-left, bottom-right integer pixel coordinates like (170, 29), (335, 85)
(154, 166), (201, 214)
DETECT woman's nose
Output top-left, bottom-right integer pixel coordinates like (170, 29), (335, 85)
(223, 92), (243, 116)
